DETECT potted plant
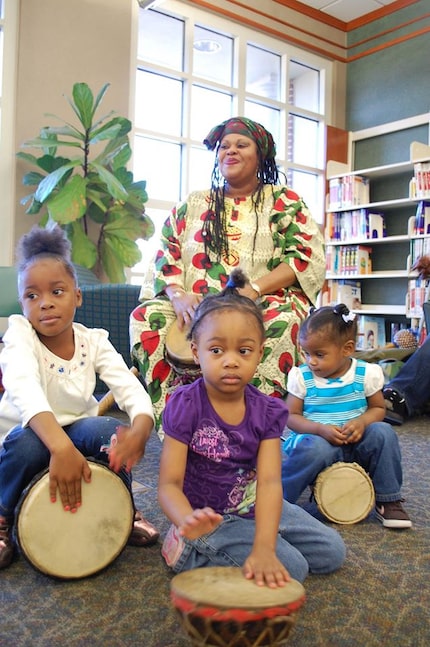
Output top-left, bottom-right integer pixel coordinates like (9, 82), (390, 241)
(17, 82), (154, 282)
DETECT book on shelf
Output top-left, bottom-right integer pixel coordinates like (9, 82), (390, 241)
(325, 209), (385, 242)
(412, 200), (430, 236)
(326, 245), (372, 275)
(320, 279), (362, 311)
(356, 315), (386, 350)
(407, 278), (430, 319)
(328, 175), (370, 211)
(414, 162), (430, 199)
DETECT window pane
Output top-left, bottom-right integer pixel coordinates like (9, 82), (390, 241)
(244, 101), (280, 147)
(286, 169), (322, 225)
(133, 136), (181, 203)
(289, 61), (320, 113)
(246, 45), (281, 101)
(138, 9), (184, 70)
(135, 70), (182, 136)
(193, 26), (233, 85)
(190, 86), (232, 141)
(288, 114), (319, 167)
(189, 146), (215, 192)
(134, 208), (168, 277)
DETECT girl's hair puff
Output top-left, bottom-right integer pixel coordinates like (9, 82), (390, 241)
(300, 303), (357, 345)
(188, 268), (265, 342)
(16, 225), (77, 286)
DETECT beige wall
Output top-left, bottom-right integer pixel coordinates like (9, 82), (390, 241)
(14, 0), (135, 247)
(8, 0), (347, 259)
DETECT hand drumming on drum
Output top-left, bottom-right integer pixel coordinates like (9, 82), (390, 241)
(165, 285), (202, 330)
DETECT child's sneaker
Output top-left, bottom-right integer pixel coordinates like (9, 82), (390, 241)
(161, 524), (186, 567)
(0, 516), (14, 569)
(375, 500), (412, 529)
(383, 388), (407, 425)
(128, 510), (159, 546)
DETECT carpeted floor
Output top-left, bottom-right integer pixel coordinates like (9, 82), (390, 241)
(0, 413), (429, 647)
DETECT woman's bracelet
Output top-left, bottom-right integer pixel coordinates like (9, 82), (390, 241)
(249, 281), (262, 298)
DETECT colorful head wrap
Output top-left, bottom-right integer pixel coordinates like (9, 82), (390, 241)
(203, 117), (276, 160)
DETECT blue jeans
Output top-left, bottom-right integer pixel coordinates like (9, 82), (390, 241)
(281, 422), (403, 505)
(171, 504), (346, 584)
(0, 416), (132, 520)
(388, 334), (430, 416)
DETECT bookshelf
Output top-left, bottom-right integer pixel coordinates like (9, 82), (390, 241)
(324, 134), (430, 347)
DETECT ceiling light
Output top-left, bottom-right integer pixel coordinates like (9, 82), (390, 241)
(193, 39), (221, 54)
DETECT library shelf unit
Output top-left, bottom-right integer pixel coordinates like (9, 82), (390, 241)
(325, 137), (430, 335)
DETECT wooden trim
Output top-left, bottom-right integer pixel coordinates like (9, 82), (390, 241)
(273, 0), (346, 30)
(348, 25), (430, 62)
(349, 13), (430, 49)
(346, 0), (420, 31)
(187, 0), (347, 60)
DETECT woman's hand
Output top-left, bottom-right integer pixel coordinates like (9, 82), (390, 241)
(49, 446), (92, 513)
(243, 547), (291, 588)
(170, 291), (202, 330)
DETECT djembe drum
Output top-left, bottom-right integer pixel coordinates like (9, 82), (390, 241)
(170, 566), (306, 647)
(165, 320), (201, 387)
(313, 461), (375, 524)
(15, 460), (134, 579)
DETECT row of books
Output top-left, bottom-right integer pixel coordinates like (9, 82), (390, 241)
(325, 209), (386, 242)
(414, 162), (430, 199)
(410, 236), (430, 267)
(411, 200), (430, 236)
(407, 278), (430, 319)
(326, 245), (372, 276)
(328, 175), (370, 211)
(320, 279), (362, 311)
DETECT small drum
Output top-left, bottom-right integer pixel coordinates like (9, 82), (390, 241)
(15, 461), (134, 579)
(313, 461), (375, 525)
(170, 566), (306, 647)
(165, 320), (201, 384)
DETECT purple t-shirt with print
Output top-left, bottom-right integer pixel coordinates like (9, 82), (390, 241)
(162, 378), (288, 519)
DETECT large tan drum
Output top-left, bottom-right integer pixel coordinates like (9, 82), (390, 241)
(15, 461), (134, 579)
(313, 461), (375, 525)
(170, 566), (306, 646)
(165, 320), (201, 383)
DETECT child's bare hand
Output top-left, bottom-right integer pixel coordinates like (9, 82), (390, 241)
(49, 447), (92, 513)
(178, 507), (223, 540)
(108, 425), (145, 473)
(243, 548), (291, 588)
(319, 423), (345, 446)
(341, 420), (365, 444)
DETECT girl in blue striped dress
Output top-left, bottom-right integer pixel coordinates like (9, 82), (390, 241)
(281, 304), (411, 529)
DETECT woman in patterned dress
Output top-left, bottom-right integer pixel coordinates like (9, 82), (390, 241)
(130, 117), (325, 438)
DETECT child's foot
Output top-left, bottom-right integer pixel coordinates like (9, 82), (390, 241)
(0, 516), (14, 569)
(383, 388), (407, 425)
(128, 510), (159, 546)
(375, 500), (412, 529)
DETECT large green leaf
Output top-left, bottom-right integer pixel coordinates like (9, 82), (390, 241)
(89, 120), (123, 145)
(22, 136), (81, 149)
(101, 234), (142, 282)
(71, 83), (94, 130)
(22, 171), (46, 186)
(68, 221), (98, 269)
(90, 162), (128, 201)
(43, 125), (85, 141)
(34, 160), (82, 203)
(46, 175), (87, 224)
(92, 83), (111, 118)
(103, 214), (144, 240)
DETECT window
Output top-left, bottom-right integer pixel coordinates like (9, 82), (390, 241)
(132, 0), (332, 279)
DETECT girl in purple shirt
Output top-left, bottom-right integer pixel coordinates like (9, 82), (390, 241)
(158, 269), (345, 587)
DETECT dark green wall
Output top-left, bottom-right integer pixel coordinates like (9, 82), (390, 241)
(346, 1), (430, 132)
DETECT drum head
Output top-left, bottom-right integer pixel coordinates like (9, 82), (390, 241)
(171, 566), (305, 613)
(314, 461), (375, 525)
(16, 462), (134, 579)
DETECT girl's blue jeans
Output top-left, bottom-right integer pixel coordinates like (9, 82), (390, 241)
(0, 416), (132, 520)
(171, 503), (346, 584)
(281, 421), (403, 505)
